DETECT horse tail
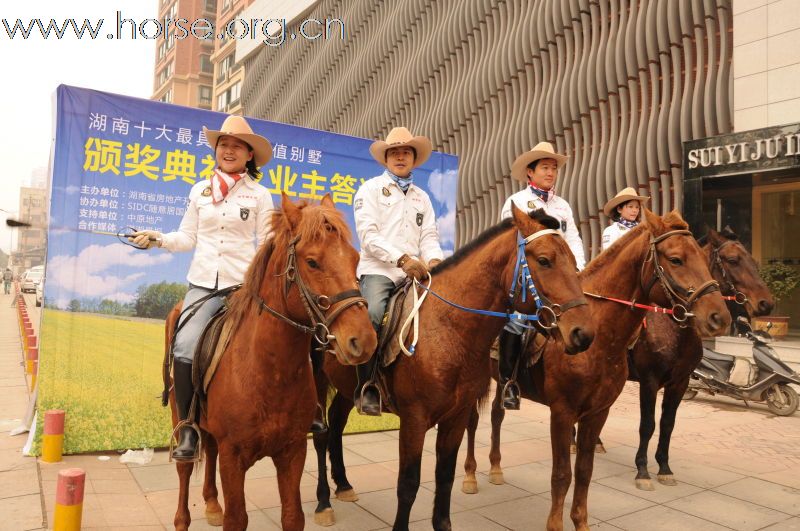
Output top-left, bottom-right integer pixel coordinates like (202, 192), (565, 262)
(476, 375), (492, 414)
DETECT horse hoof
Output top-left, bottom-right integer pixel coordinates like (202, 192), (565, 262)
(635, 478), (655, 491)
(335, 489), (359, 502)
(461, 478), (478, 494)
(205, 510), (223, 527)
(570, 444), (577, 454)
(595, 443), (607, 454)
(489, 471), (505, 485)
(314, 508), (335, 527)
(657, 474), (677, 486)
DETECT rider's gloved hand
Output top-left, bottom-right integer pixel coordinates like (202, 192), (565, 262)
(129, 230), (163, 249)
(397, 254), (429, 281)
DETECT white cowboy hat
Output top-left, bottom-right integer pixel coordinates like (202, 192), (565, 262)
(510, 141), (568, 182)
(603, 187), (650, 218)
(203, 115), (273, 168)
(369, 127), (433, 169)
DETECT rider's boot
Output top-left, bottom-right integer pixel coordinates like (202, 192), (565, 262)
(354, 356), (381, 416)
(172, 359), (199, 461)
(498, 330), (522, 410)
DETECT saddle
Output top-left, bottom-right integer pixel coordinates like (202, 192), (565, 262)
(376, 279), (417, 368)
(489, 328), (548, 368)
(191, 307), (235, 400)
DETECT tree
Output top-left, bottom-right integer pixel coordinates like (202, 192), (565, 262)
(135, 282), (189, 319)
(68, 299), (81, 312)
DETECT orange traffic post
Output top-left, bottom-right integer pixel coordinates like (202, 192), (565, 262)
(27, 344), (38, 376)
(53, 468), (85, 531)
(42, 410), (66, 463)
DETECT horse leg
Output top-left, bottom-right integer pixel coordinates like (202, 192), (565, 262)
(432, 411), (472, 531)
(392, 419), (427, 531)
(546, 410), (576, 531)
(202, 432), (224, 526)
(488, 382), (506, 485)
(634, 378), (659, 491)
(312, 426), (335, 526)
(461, 403), (480, 494)
(273, 441), (308, 531)
(173, 460), (194, 531)
(328, 391), (359, 502)
(655, 379), (688, 486)
(570, 410), (610, 531)
(218, 444), (250, 531)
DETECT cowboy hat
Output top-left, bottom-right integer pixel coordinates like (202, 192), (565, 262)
(369, 127), (433, 169)
(203, 115), (273, 167)
(603, 187), (650, 218)
(511, 142), (568, 182)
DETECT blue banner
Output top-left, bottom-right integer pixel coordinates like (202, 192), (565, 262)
(38, 85), (458, 453)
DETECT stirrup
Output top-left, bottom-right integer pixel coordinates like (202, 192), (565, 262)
(311, 402), (328, 434)
(356, 381), (382, 416)
(501, 379), (521, 409)
(169, 419), (202, 463)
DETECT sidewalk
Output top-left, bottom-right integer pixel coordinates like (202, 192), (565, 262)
(2, 290), (800, 530)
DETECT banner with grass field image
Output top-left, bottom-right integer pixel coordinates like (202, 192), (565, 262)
(37, 85), (458, 454)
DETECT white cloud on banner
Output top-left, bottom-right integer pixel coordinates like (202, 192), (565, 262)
(47, 243), (171, 299)
(426, 169), (458, 249)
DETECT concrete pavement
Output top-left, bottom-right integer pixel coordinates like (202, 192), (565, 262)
(1, 289), (799, 530)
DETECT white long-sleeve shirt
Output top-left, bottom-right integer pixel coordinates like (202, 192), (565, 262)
(601, 222), (635, 251)
(501, 187), (586, 270)
(354, 172), (444, 284)
(161, 177), (273, 289)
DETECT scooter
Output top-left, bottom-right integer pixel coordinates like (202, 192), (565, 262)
(685, 317), (800, 416)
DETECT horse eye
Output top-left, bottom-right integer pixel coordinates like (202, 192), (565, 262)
(306, 258), (319, 269)
(668, 257), (683, 266)
(537, 257), (551, 268)
(726, 257), (739, 265)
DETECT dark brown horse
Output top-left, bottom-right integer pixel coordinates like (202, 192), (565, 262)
(623, 227), (774, 491)
(462, 209), (731, 531)
(313, 206), (595, 530)
(165, 195), (377, 530)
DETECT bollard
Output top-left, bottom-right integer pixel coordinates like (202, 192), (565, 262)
(53, 468), (85, 531)
(27, 344), (38, 376)
(42, 410), (66, 463)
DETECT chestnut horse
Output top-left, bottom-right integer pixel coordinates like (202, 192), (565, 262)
(165, 195), (377, 530)
(313, 206), (595, 530)
(623, 227), (774, 491)
(462, 209), (731, 531)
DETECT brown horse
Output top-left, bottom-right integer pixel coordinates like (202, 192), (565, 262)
(312, 206), (595, 530)
(462, 209), (731, 531)
(165, 195), (377, 530)
(623, 227), (774, 491)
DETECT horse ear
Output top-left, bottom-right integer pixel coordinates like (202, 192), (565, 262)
(706, 228), (723, 246)
(281, 193), (302, 229)
(510, 202), (533, 231)
(642, 207), (662, 235)
(320, 193), (335, 209)
(662, 209), (688, 230)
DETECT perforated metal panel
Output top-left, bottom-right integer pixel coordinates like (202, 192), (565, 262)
(243, 0), (733, 257)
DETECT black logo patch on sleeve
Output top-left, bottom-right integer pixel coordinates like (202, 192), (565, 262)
(416, 213), (424, 226)
(560, 220), (567, 232)
(240, 208), (250, 221)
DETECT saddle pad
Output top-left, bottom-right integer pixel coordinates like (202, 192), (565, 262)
(191, 307), (235, 396)
(379, 280), (416, 367)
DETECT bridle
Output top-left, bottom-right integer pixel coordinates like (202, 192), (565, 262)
(640, 229), (720, 325)
(255, 235), (367, 359)
(709, 240), (749, 306)
(508, 228), (588, 330)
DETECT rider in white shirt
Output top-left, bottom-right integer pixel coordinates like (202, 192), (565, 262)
(601, 187), (650, 251)
(131, 115), (274, 460)
(353, 127), (444, 415)
(498, 142), (585, 410)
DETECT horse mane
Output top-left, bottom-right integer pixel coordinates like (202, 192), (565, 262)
(225, 201), (352, 331)
(431, 209), (560, 274)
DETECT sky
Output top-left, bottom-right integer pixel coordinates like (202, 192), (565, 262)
(0, 1), (157, 254)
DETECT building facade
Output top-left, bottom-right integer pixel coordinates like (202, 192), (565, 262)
(210, 0), (255, 114)
(151, 0), (217, 109)
(13, 187), (47, 270)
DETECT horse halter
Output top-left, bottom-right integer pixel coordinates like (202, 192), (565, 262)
(509, 228), (588, 330)
(256, 235), (367, 352)
(641, 229), (720, 325)
(709, 240), (748, 306)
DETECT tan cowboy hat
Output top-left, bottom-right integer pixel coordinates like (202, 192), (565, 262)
(369, 127), (433, 168)
(511, 142), (568, 182)
(603, 187), (650, 218)
(203, 115), (273, 167)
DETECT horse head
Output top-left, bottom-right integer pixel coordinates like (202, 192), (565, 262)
(704, 228), (774, 317)
(509, 203), (594, 354)
(641, 209), (730, 337)
(269, 193), (377, 365)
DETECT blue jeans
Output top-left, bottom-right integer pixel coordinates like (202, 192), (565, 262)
(173, 285), (225, 363)
(359, 274), (397, 333)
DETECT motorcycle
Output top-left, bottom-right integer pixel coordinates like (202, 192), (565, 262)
(685, 318), (800, 416)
